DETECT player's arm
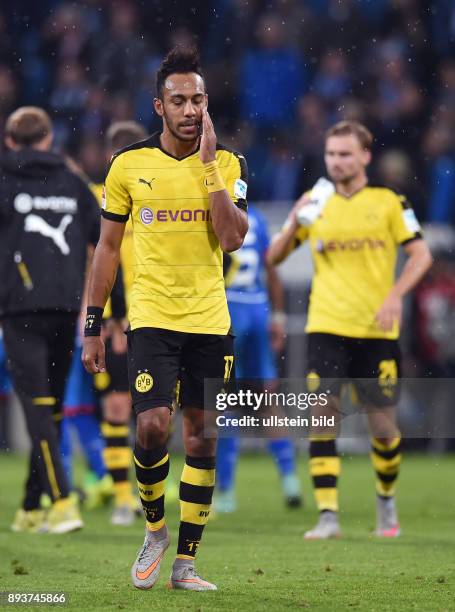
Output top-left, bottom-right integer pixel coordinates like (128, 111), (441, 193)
(266, 260), (286, 352)
(375, 239), (433, 332)
(82, 218), (126, 373)
(376, 195), (433, 332)
(267, 193), (311, 264)
(200, 108), (248, 252)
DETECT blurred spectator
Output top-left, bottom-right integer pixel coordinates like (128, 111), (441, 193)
(50, 61), (89, 148)
(375, 149), (424, 218)
(371, 38), (424, 149)
(422, 123), (455, 223)
(0, 66), (17, 119)
(41, 4), (93, 72)
(94, 1), (147, 92)
(295, 94), (328, 194)
(77, 138), (107, 184)
(240, 12), (307, 128)
(256, 130), (300, 201)
(312, 51), (352, 111)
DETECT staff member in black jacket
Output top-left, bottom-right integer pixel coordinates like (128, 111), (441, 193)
(0, 107), (100, 533)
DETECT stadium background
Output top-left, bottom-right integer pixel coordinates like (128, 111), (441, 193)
(1, 0), (454, 453)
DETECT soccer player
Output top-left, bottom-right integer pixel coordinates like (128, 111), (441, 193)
(82, 47), (248, 591)
(216, 204), (302, 512)
(268, 120), (432, 539)
(0, 106), (100, 533)
(93, 121), (148, 525)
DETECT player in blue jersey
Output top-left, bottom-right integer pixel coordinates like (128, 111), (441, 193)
(215, 205), (303, 512)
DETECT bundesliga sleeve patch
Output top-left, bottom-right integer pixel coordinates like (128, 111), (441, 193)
(402, 208), (421, 233)
(101, 186), (107, 210)
(234, 178), (247, 200)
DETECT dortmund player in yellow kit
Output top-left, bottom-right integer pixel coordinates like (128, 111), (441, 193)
(83, 47), (248, 591)
(268, 121), (432, 540)
(91, 121), (147, 525)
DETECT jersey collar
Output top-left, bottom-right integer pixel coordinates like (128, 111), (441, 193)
(151, 132), (201, 161)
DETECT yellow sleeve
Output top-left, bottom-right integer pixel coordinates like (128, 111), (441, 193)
(101, 154), (132, 222)
(389, 192), (422, 245)
(295, 224), (309, 244)
(223, 151), (248, 212)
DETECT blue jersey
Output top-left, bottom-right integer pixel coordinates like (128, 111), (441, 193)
(226, 205), (270, 304)
(226, 206), (276, 379)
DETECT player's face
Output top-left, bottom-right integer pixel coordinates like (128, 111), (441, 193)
(154, 73), (207, 142)
(324, 135), (371, 184)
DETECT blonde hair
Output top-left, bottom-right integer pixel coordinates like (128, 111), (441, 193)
(326, 120), (373, 151)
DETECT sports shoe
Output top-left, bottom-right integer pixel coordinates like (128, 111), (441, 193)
(47, 497), (84, 534)
(213, 489), (237, 513)
(168, 564), (217, 591)
(11, 509), (48, 533)
(131, 528), (170, 589)
(304, 511), (341, 540)
(282, 473), (303, 508)
(111, 504), (135, 526)
(376, 495), (400, 537)
(84, 473), (114, 510)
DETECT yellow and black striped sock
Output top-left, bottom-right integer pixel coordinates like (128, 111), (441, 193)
(134, 443), (169, 531)
(102, 421), (133, 505)
(309, 437), (340, 512)
(371, 436), (401, 497)
(177, 456), (215, 559)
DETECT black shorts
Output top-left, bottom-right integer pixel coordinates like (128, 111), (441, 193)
(307, 332), (401, 407)
(94, 338), (129, 396)
(2, 312), (76, 407)
(127, 328), (235, 413)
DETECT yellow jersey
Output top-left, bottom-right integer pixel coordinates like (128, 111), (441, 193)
(293, 186), (422, 340)
(102, 133), (248, 334)
(90, 182), (134, 319)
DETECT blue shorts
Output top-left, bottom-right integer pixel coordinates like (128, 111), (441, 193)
(228, 301), (277, 380)
(0, 337), (12, 396)
(63, 344), (96, 417)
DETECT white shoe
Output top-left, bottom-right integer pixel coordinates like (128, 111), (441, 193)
(111, 505), (135, 526)
(304, 511), (341, 540)
(131, 528), (170, 589)
(376, 496), (400, 537)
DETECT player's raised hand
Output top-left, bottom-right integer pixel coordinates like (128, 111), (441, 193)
(375, 290), (402, 332)
(82, 336), (106, 374)
(284, 193), (311, 230)
(199, 107), (216, 164)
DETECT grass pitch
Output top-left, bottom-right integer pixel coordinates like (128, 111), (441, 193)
(0, 451), (454, 611)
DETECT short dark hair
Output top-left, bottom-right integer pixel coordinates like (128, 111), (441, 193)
(326, 120), (373, 151)
(156, 45), (204, 98)
(5, 106), (52, 146)
(105, 120), (148, 151)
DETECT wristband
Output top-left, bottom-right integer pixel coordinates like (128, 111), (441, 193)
(84, 306), (103, 337)
(204, 160), (226, 193)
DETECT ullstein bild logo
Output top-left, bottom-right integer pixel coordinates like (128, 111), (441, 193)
(140, 207), (211, 225)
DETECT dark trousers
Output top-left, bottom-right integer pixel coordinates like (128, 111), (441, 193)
(2, 312), (76, 509)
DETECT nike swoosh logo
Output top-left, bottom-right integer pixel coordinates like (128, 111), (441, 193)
(136, 551), (164, 580)
(174, 578), (209, 586)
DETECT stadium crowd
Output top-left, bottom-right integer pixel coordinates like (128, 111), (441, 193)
(0, 0), (454, 219)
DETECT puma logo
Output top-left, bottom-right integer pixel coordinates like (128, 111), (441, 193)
(138, 178), (155, 191)
(24, 214), (73, 255)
